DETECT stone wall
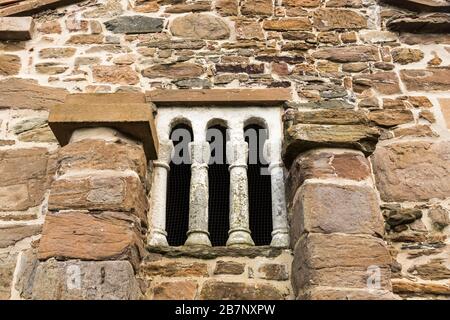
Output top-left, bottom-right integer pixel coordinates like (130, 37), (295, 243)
(0, 0), (449, 300)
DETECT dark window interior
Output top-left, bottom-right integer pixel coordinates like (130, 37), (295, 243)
(207, 125), (230, 246)
(166, 123), (192, 246)
(245, 124), (273, 246)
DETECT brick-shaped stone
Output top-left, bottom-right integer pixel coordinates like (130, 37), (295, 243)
(0, 148), (50, 211)
(0, 78), (67, 111)
(38, 212), (145, 269)
(56, 139), (147, 181)
(140, 261), (209, 277)
(30, 259), (142, 300)
(214, 260), (245, 275)
(290, 183), (384, 245)
(371, 141), (450, 202)
(400, 67), (450, 91)
(48, 175), (148, 224)
(199, 281), (283, 300)
(0, 17), (34, 41)
(151, 281), (198, 300)
(286, 150), (371, 203)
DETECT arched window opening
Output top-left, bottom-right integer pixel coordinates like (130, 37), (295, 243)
(166, 123), (192, 246)
(245, 124), (273, 246)
(207, 125), (230, 246)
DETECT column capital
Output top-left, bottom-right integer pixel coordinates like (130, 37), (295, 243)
(226, 140), (248, 168)
(154, 140), (174, 168)
(189, 141), (210, 165)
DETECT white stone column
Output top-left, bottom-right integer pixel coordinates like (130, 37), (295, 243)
(185, 141), (212, 246)
(148, 140), (173, 247)
(226, 140), (255, 247)
(265, 140), (290, 248)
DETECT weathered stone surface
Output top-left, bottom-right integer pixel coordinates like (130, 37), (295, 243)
(165, 2), (210, 13)
(291, 183), (384, 245)
(37, 20), (61, 34)
(400, 68), (450, 91)
(380, 0), (450, 12)
(151, 281), (198, 300)
(241, 0), (273, 16)
(387, 13), (450, 33)
(170, 13), (230, 40)
(0, 78), (67, 110)
(283, 124), (380, 167)
(83, 0), (124, 18)
(383, 207), (422, 227)
(48, 175), (148, 223)
(0, 148), (49, 211)
(104, 16), (163, 34)
(0, 252), (17, 299)
(408, 259), (450, 281)
(392, 48), (424, 64)
(0, 54), (20, 76)
(56, 139), (147, 181)
(312, 46), (379, 63)
(299, 287), (397, 300)
(142, 63), (204, 78)
(287, 150), (371, 203)
(286, 109), (368, 125)
(0, 17), (34, 41)
(368, 110), (414, 127)
(38, 212), (144, 268)
(292, 233), (391, 295)
(258, 263), (289, 281)
(31, 259), (142, 299)
(440, 98), (450, 129)
(92, 65), (139, 85)
(263, 18), (312, 31)
(392, 279), (450, 296)
(199, 281), (284, 300)
(66, 34), (104, 44)
(371, 141), (450, 202)
(35, 62), (68, 75)
(286, 100), (354, 109)
(215, 63), (264, 74)
(392, 125), (436, 138)
(214, 260), (245, 275)
(313, 9), (367, 31)
(235, 19), (264, 40)
(353, 72), (401, 94)
(39, 47), (76, 59)
(140, 261), (208, 277)
(0, 224), (42, 248)
(215, 0), (238, 16)
(428, 205), (450, 229)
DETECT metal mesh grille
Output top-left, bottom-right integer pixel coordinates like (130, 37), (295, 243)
(246, 125), (273, 246)
(166, 124), (192, 246)
(207, 125), (230, 246)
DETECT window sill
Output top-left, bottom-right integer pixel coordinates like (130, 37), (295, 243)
(146, 245), (290, 260)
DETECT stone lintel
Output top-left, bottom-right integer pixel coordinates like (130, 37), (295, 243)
(48, 93), (158, 161)
(0, 17), (33, 40)
(146, 88), (292, 107)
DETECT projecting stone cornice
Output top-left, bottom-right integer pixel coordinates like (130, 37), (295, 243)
(380, 0), (450, 12)
(146, 88), (292, 107)
(48, 92), (158, 161)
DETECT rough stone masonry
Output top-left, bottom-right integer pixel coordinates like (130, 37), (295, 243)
(0, 0), (449, 300)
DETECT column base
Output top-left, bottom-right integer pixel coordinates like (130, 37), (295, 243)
(270, 229), (290, 248)
(226, 228), (255, 247)
(185, 230), (212, 247)
(147, 229), (169, 247)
